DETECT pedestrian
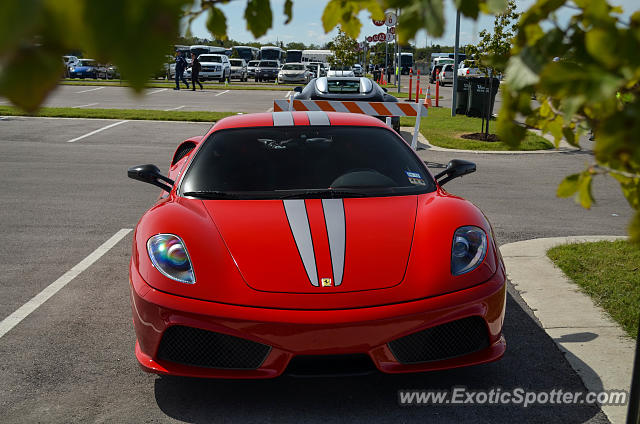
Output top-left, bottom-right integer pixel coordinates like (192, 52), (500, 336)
(191, 53), (203, 91)
(173, 51), (189, 90)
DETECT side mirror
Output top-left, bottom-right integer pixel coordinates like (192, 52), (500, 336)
(127, 164), (174, 192)
(294, 86), (303, 93)
(434, 159), (476, 186)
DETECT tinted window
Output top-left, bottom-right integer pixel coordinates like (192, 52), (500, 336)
(327, 79), (360, 93)
(180, 126), (434, 199)
(248, 61), (259, 66)
(282, 64), (305, 70)
(260, 61), (278, 67)
(199, 55), (222, 62)
(230, 60), (243, 66)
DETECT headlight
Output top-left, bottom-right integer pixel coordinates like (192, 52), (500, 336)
(147, 234), (195, 284)
(451, 226), (487, 276)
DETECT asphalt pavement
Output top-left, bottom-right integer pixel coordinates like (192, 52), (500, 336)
(0, 100), (631, 422)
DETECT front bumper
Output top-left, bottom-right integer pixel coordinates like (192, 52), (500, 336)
(278, 75), (307, 83)
(130, 264), (506, 379)
(200, 70), (223, 79)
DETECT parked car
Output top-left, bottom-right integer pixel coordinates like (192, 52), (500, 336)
(457, 60), (482, 77)
(295, 76), (401, 132)
(247, 60), (260, 79)
(438, 64), (454, 86)
(229, 59), (248, 81)
(352, 64), (363, 77)
(126, 112), (505, 379)
(327, 66), (355, 77)
(255, 60), (279, 82)
(198, 54), (230, 82)
(62, 55), (80, 77)
(277, 63), (311, 84)
(306, 62), (327, 78)
(97, 64), (120, 79)
(68, 59), (98, 79)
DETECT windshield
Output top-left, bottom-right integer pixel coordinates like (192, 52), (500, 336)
(248, 61), (259, 67)
(401, 55), (413, 66)
(326, 79), (360, 93)
(78, 60), (96, 66)
(261, 49), (281, 61)
(230, 59), (243, 66)
(180, 126), (434, 199)
(259, 61), (278, 67)
(199, 55), (222, 63)
(282, 64), (305, 70)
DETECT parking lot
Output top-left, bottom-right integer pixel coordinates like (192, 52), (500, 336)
(0, 84), (632, 422)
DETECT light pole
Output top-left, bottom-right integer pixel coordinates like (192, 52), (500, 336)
(451, 10), (461, 117)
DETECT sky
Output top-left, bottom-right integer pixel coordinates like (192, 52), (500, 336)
(190, 0), (638, 47)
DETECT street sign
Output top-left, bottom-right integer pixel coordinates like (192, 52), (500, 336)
(366, 36), (373, 42)
(372, 34), (379, 42)
(378, 32), (387, 42)
(388, 26), (395, 35)
(372, 18), (385, 26)
(385, 12), (397, 27)
(385, 33), (395, 42)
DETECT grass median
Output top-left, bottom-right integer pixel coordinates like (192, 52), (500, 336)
(0, 106), (236, 122)
(547, 240), (639, 339)
(399, 107), (553, 151)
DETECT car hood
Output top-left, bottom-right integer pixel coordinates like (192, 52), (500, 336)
(280, 70), (305, 74)
(73, 66), (94, 71)
(202, 196), (417, 293)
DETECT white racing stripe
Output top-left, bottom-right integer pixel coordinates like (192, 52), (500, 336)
(66, 120), (129, 143)
(0, 229), (132, 339)
(147, 88), (168, 95)
(71, 103), (98, 108)
(75, 87), (104, 94)
(215, 90), (230, 97)
(164, 105), (186, 111)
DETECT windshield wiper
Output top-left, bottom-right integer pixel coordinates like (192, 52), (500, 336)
(182, 190), (239, 199)
(278, 189), (367, 199)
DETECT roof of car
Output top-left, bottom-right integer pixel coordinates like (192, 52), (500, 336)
(210, 112), (388, 132)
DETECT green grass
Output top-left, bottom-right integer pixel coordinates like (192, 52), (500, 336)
(0, 106), (236, 122)
(399, 107), (553, 151)
(547, 240), (639, 339)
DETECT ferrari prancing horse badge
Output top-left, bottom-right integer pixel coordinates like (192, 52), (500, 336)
(321, 278), (332, 287)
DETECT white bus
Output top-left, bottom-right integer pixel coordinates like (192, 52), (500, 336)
(260, 46), (286, 64)
(301, 49), (333, 65)
(233, 46), (260, 62)
(190, 45), (227, 58)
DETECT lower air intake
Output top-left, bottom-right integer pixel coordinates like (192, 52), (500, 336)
(157, 326), (271, 369)
(388, 316), (489, 364)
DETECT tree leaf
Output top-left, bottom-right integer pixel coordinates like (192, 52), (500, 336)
(557, 173), (581, 197)
(206, 6), (228, 40)
(0, 0), (41, 55)
(245, 0), (273, 38)
(504, 55), (540, 90)
(576, 172), (594, 209)
(0, 45), (64, 113)
(284, 0), (293, 24)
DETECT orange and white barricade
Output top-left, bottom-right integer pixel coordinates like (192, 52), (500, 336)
(274, 99), (428, 150)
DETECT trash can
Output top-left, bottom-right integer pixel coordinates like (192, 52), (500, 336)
(466, 76), (500, 118)
(455, 76), (470, 114)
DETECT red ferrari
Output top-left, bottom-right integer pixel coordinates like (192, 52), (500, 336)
(128, 111), (506, 378)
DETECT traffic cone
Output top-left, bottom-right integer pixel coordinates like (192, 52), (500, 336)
(425, 86), (432, 108)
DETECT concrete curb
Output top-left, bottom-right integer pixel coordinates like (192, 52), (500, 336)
(400, 126), (580, 155)
(500, 236), (635, 424)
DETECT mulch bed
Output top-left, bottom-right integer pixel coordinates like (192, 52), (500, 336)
(460, 132), (501, 142)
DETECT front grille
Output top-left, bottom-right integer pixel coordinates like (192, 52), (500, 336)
(157, 326), (271, 369)
(285, 354), (376, 377)
(388, 316), (489, 364)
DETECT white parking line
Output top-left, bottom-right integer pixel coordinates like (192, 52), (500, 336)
(147, 88), (168, 95)
(0, 229), (132, 340)
(215, 90), (230, 97)
(66, 120), (129, 143)
(75, 87), (104, 94)
(71, 103), (98, 108)
(164, 105), (186, 111)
